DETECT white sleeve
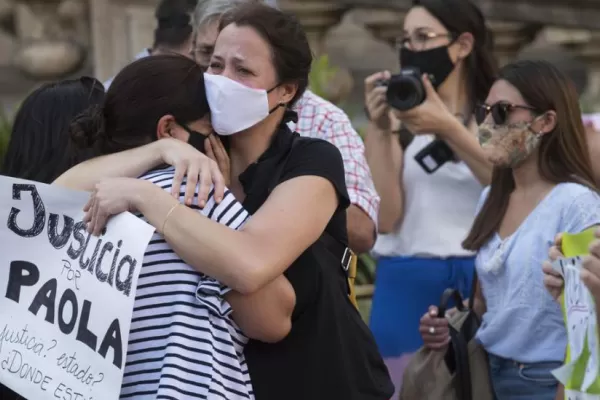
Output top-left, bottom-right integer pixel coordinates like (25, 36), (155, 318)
(198, 189), (249, 230)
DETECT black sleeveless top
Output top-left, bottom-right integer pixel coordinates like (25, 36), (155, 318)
(240, 114), (394, 400)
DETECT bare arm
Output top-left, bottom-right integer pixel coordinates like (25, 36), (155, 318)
(129, 175), (339, 294)
(226, 276), (296, 343)
(347, 205), (376, 254)
(55, 138), (225, 205)
(364, 122), (404, 234)
(554, 384), (564, 400)
(54, 141), (164, 190)
(472, 278), (487, 318)
(439, 117), (492, 186)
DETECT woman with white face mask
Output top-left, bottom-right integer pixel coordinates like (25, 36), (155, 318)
(55, 3), (394, 400)
(419, 60), (600, 399)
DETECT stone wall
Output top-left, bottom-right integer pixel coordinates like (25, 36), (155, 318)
(1, 0), (600, 115)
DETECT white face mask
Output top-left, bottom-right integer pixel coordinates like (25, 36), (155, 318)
(204, 73), (271, 136)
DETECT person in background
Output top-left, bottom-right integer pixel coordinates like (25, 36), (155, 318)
(516, 44), (600, 182)
(421, 59), (600, 399)
(103, 0), (197, 88)
(192, 0), (379, 254)
(363, 0), (496, 393)
(1, 77), (105, 184)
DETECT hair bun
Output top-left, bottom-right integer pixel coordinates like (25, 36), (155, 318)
(69, 104), (107, 149)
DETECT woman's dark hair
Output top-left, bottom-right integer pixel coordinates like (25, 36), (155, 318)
(2, 77), (105, 183)
(69, 54), (209, 158)
(153, 0), (196, 51)
(463, 60), (598, 250)
(218, 2), (312, 106)
(413, 0), (498, 109)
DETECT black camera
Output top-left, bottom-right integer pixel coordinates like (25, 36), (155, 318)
(377, 67), (434, 111)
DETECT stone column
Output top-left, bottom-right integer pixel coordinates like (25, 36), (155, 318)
(90, 0), (157, 82)
(580, 31), (600, 99)
(527, 26), (599, 100)
(486, 21), (530, 66)
(347, 8), (405, 47)
(12, 0), (89, 79)
(278, 0), (345, 56)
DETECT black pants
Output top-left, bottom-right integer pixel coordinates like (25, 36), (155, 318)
(0, 383), (22, 399)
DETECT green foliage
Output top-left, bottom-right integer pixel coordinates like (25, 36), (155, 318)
(581, 95), (600, 114)
(308, 54), (339, 101)
(0, 109), (11, 166)
(355, 253), (376, 285)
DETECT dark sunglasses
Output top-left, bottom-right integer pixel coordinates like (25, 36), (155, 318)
(475, 103), (538, 125)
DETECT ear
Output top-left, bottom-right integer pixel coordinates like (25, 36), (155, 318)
(455, 32), (474, 60)
(156, 114), (176, 140)
(536, 110), (558, 135)
(277, 82), (298, 106)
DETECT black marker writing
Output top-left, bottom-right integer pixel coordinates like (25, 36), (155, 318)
(1, 349), (53, 391)
(6, 183), (138, 297)
(56, 352), (104, 386)
(61, 260), (81, 290)
(0, 324), (51, 357)
(5, 261), (125, 369)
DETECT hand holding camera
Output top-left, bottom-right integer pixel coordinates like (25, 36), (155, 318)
(364, 70), (393, 132)
(389, 70), (455, 137)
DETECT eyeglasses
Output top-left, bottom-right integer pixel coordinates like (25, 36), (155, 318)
(397, 29), (455, 51)
(475, 103), (539, 125)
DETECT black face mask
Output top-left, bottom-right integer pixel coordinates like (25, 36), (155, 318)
(175, 120), (210, 153)
(186, 131), (210, 153)
(400, 45), (455, 89)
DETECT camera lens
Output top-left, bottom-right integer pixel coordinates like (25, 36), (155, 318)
(385, 67), (426, 111)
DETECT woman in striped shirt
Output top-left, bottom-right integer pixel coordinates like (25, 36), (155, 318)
(59, 54), (296, 399)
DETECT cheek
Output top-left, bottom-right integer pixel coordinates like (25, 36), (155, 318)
(482, 145), (511, 166)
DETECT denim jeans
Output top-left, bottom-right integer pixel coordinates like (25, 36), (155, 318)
(488, 353), (562, 400)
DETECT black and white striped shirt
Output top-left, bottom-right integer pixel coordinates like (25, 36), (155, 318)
(120, 166), (254, 400)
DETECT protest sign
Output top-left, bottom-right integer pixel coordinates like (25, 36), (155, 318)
(0, 176), (155, 400)
(551, 228), (600, 399)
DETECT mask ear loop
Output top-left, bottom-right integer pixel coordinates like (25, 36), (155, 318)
(266, 83), (291, 115)
(527, 112), (547, 138)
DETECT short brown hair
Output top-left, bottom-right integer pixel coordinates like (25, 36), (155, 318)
(218, 2), (312, 106)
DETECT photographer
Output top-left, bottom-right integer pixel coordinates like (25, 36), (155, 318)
(364, 0), (496, 390)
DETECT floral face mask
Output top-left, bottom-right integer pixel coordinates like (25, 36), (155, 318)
(477, 119), (544, 168)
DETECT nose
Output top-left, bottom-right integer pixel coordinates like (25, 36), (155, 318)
(220, 66), (236, 81)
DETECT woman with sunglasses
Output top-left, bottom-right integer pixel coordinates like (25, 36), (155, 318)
(363, 0), (497, 391)
(419, 59), (600, 399)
